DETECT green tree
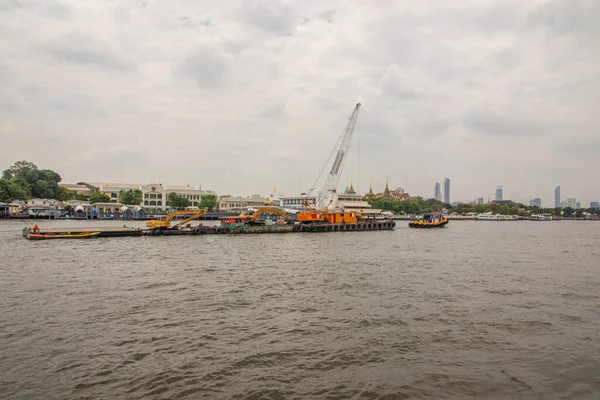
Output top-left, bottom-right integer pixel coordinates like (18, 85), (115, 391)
(63, 204), (73, 214)
(199, 194), (217, 211)
(56, 186), (76, 201)
(563, 207), (574, 218)
(168, 192), (190, 210)
(118, 189), (142, 205)
(89, 190), (111, 203)
(0, 177), (30, 202)
(0, 160), (62, 201)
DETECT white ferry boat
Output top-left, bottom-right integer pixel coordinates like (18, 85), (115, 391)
(530, 213), (553, 221)
(476, 213), (518, 221)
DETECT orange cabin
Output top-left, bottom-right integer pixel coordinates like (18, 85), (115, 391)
(325, 211), (359, 224)
(296, 212), (326, 223)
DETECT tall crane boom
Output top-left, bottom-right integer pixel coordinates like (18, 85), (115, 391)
(313, 103), (361, 210)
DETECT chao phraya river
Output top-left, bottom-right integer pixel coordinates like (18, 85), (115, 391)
(1, 220), (599, 399)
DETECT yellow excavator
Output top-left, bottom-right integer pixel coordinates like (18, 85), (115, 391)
(146, 209), (208, 229)
(238, 207), (293, 226)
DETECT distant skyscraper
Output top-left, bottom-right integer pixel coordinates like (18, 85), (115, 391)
(434, 182), (442, 201)
(443, 178), (450, 204)
(576, 202), (581, 209)
(566, 197), (577, 209)
(555, 186), (561, 208)
(495, 186), (503, 201)
(591, 201), (600, 209)
(530, 198), (542, 208)
(477, 197), (484, 205)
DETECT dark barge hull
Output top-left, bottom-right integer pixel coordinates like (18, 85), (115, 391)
(294, 221), (395, 232)
(408, 220), (448, 228)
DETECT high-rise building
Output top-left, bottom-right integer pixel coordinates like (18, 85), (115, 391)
(477, 197), (484, 205)
(443, 178), (450, 204)
(495, 186), (503, 201)
(434, 182), (442, 201)
(530, 198), (542, 208)
(591, 201), (600, 209)
(576, 202), (581, 209)
(555, 186), (561, 208)
(565, 197), (577, 209)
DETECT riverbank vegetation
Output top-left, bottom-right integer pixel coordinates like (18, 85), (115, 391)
(366, 197), (598, 218)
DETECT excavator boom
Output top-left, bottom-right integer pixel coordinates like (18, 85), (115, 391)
(172, 209), (208, 229)
(146, 209), (208, 229)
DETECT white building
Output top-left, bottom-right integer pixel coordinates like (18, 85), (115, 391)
(25, 198), (62, 217)
(280, 194), (317, 210)
(81, 182), (216, 210)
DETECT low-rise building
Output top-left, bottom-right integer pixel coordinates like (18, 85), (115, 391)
(0, 202), (8, 217)
(280, 194), (317, 210)
(336, 185), (372, 212)
(25, 198), (62, 218)
(80, 182), (216, 210)
(8, 200), (26, 215)
(217, 196), (269, 212)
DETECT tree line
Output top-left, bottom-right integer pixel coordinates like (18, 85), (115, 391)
(366, 196), (598, 218)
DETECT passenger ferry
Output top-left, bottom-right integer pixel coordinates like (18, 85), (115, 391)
(476, 213), (518, 221)
(530, 213), (553, 221)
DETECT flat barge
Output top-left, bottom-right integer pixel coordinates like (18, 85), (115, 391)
(23, 226), (143, 238)
(23, 210), (396, 240)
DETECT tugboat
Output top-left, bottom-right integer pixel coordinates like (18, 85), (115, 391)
(409, 212), (448, 228)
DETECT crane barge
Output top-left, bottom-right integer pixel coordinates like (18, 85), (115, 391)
(295, 103), (395, 232)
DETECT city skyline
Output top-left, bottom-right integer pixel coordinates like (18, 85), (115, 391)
(1, 1), (598, 205)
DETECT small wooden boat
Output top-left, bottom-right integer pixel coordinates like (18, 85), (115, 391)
(25, 231), (101, 240)
(409, 212), (448, 228)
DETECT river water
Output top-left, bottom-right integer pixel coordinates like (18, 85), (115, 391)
(1, 220), (599, 399)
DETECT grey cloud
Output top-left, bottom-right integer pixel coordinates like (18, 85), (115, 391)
(560, 138), (600, 158)
(39, 32), (131, 70)
(318, 10), (335, 23)
(0, 0), (69, 19)
(257, 102), (285, 118)
(463, 111), (550, 137)
(379, 65), (425, 100)
(180, 44), (230, 88)
(47, 94), (108, 119)
(528, 0), (600, 38)
(241, 0), (298, 36)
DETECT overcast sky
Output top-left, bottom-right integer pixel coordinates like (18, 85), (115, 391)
(1, 0), (598, 206)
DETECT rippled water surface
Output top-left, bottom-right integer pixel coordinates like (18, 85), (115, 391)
(1, 220), (599, 399)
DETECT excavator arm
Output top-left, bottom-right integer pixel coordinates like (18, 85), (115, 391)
(146, 209), (207, 228)
(172, 209), (208, 229)
(245, 207), (292, 224)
